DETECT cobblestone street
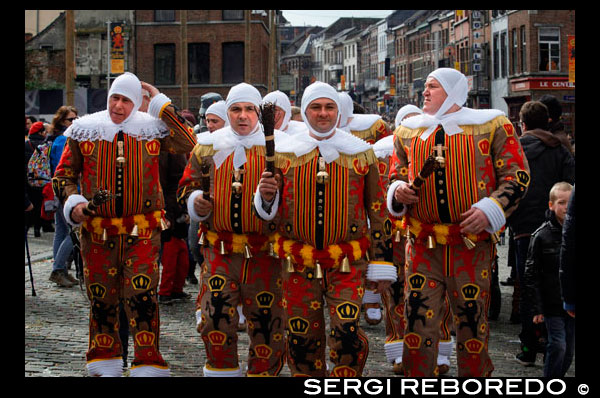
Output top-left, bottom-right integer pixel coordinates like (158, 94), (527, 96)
(25, 228), (575, 378)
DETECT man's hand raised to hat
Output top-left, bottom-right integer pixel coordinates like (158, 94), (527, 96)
(141, 81), (160, 99)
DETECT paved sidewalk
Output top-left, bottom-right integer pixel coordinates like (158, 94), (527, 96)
(25, 228), (574, 377)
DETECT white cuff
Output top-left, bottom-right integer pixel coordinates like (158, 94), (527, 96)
(148, 93), (171, 119)
(362, 289), (382, 304)
(387, 180), (407, 218)
(253, 187), (279, 221)
(471, 197), (505, 233)
(86, 358), (123, 377)
(384, 341), (403, 363)
(64, 194), (88, 227)
(187, 190), (210, 223)
(130, 365), (171, 377)
(366, 261), (397, 282)
(203, 366), (243, 377)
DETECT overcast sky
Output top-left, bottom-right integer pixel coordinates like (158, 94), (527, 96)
(281, 10), (394, 27)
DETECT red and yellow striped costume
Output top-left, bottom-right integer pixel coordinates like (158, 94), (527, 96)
(269, 146), (392, 377)
(389, 115), (529, 377)
(53, 100), (196, 375)
(177, 141), (285, 377)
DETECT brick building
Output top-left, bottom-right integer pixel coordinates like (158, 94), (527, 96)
(133, 10), (276, 114)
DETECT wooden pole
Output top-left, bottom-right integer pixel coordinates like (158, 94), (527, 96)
(181, 10), (188, 110)
(245, 10), (251, 82)
(65, 10), (75, 106)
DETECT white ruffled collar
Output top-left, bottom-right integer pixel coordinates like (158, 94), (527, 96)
(199, 125), (285, 169)
(401, 107), (505, 140)
(372, 135), (394, 159)
(276, 128), (371, 163)
(64, 110), (169, 142)
(345, 113), (381, 132)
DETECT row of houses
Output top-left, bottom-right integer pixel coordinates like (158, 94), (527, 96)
(281, 10), (575, 134)
(25, 10), (574, 135)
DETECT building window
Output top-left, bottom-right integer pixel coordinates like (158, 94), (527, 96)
(521, 26), (527, 72)
(512, 28), (518, 74)
(189, 43), (210, 84)
(493, 33), (499, 79)
(222, 42), (244, 83)
(154, 10), (175, 22)
(223, 10), (244, 20)
(154, 44), (175, 85)
(500, 31), (507, 78)
(539, 27), (560, 71)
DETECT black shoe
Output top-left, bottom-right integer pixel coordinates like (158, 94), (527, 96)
(171, 291), (191, 301)
(158, 294), (173, 304)
(34, 228), (41, 238)
(186, 274), (198, 285)
(515, 349), (536, 366)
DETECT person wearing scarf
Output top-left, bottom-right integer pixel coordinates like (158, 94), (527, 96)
(338, 91), (391, 144)
(373, 105), (453, 375)
(387, 68), (530, 377)
(255, 81), (394, 377)
(262, 90), (306, 135)
(177, 82), (286, 377)
(52, 72), (197, 377)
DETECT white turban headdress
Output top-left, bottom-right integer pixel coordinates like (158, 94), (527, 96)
(300, 81), (341, 138)
(263, 90), (291, 131)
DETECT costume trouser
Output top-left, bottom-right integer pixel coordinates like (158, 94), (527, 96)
(403, 238), (495, 377)
(282, 259), (369, 377)
(80, 227), (169, 377)
(382, 236), (453, 366)
(198, 247), (285, 376)
(159, 236), (189, 296)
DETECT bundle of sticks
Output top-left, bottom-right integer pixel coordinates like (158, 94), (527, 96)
(82, 189), (113, 216)
(408, 155), (440, 191)
(259, 102), (276, 174)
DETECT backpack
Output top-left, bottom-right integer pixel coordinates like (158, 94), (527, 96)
(27, 140), (53, 188)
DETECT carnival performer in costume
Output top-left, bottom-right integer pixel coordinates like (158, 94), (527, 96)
(375, 104), (453, 375)
(256, 81), (395, 377)
(262, 90), (305, 136)
(338, 91), (390, 144)
(177, 83), (286, 377)
(53, 72), (197, 377)
(387, 68), (529, 377)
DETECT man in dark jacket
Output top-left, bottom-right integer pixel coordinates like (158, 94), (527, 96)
(522, 182), (574, 377)
(507, 101), (575, 366)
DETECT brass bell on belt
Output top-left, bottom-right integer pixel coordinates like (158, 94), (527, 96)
(315, 261), (323, 279)
(316, 157), (329, 185)
(160, 218), (168, 231)
(427, 235), (436, 249)
(462, 235), (476, 250)
(198, 231), (206, 246)
(231, 181), (243, 195)
(116, 141), (126, 166)
(244, 243), (253, 259)
(490, 231), (500, 245)
(285, 255), (295, 273)
(220, 241), (227, 255)
(130, 224), (139, 237)
(102, 228), (108, 242)
(340, 255), (351, 273)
